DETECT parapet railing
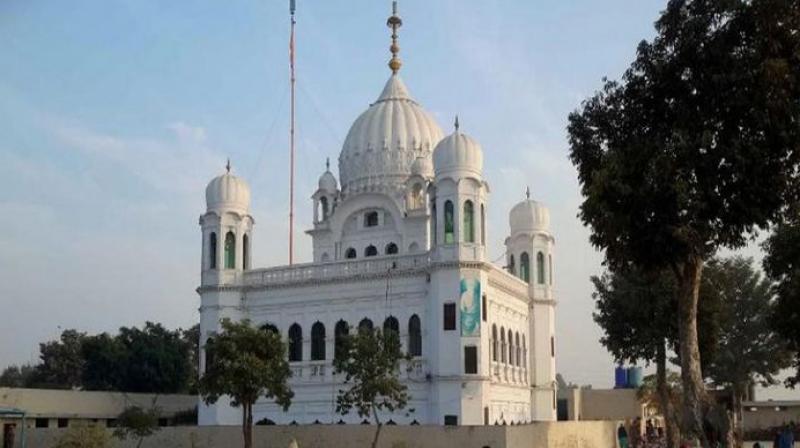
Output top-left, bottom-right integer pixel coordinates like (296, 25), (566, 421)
(243, 253), (431, 287)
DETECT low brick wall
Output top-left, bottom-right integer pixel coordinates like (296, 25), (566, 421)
(20, 421), (620, 448)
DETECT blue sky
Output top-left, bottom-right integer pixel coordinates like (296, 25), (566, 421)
(0, 0), (791, 397)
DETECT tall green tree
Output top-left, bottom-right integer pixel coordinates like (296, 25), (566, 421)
(35, 329), (86, 389)
(112, 405), (161, 448)
(117, 322), (194, 393)
(703, 257), (792, 444)
(763, 210), (800, 388)
(199, 319), (292, 448)
(81, 333), (128, 391)
(592, 269), (682, 448)
(333, 327), (411, 448)
(0, 364), (36, 388)
(568, 0), (800, 441)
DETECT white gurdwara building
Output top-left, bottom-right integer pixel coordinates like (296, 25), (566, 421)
(197, 6), (556, 427)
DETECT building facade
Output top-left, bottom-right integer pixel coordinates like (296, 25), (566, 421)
(197, 5), (557, 427)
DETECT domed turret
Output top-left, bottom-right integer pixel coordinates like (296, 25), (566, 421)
(433, 117), (483, 179)
(338, 75), (443, 195)
(318, 159), (338, 192)
(510, 195), (550, 235)
(205, 161), (251, 214)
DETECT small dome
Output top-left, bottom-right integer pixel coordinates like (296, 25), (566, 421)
(510, 198), (550, 234)
(318, 170), (338, 192)
(205, 168), (251, 214)
(338, 75), (443, 194)
(433, 128), (483, 178)
(410, 155), (433, 178)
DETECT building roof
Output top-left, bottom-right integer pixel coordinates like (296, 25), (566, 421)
(0, 388), (195, 419)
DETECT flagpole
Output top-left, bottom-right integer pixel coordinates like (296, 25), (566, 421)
(288, 0), (296, 265)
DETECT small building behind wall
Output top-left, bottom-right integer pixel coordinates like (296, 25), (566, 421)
(742, 400), (800, 433)
(0, 387), (196, 446)
(558, 388), (657, 422)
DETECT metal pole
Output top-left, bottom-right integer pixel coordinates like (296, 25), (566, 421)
(288, 0), (296, 265)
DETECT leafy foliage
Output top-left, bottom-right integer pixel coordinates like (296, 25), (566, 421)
(199, 318), (292, 448)
(333, 327), (411, 448)
(112, 405), (161, 448)
(568, 0), (800, 441)
(763, 211), (800, 388)
(0, 364), (36, 388)
(35, 329), (86, 389)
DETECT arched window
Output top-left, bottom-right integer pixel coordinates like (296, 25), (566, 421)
(345, 248), (357, 259)
(492, 324), (498, 362)
(209, 232), (217, 269)
(500, 328), (506, 363)
(549, 254), (554, 285)
(444, 200), (455, 244)
(358, 318), (373, 333)
(385, 243), (398, 255)
(320, 197), (329, 220)
(481, 204), (486, 245)
(408, 315), (422, 357)
(311, 322), (325, 361)
(463, 200), (475, 243)
(383, 316), (399, 351)
(515, 333), (521, 367)
(288, 324), (302, 362)
(224, 231), (236, 269)
(261, 323), (278, 335)
(508, 254), (515, 275)
(242, 234), (249, 270)
(431, 200), (437, 245)
(410, 183), (424, 209)
(334, 320), (349, 360)
(508, 329), (514, 366)
(520, 252), (530, 283)
(365, 245), (378, 257)
(537, 252), (546, 284)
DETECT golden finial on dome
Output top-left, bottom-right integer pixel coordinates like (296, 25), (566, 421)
(387, 1), (403, 74)
(226, 158), (231, 174)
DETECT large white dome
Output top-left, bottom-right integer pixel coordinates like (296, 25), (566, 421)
(205, 170), (251, 214)
(338, 75), (443, 195)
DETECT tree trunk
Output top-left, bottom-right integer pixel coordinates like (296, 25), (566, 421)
(371, 406), (383, 448)
(243, 403), (253, 448)
(657, 340), (680, 448)
(675, 255), (709, 447)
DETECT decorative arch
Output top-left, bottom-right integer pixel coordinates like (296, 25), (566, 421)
(242, 234), (249, 270)
(385, 242), (398, 255)
(383, 316), (399, 347)
(508, 254), (516, 275)
(463, 200), (475, 243)
(261, 323), (278, 334)
(508, 329), (514, 366)
(364, 245), (378, 257)
(321, 252), (330, 262)
(520, 252), (531, 283)
(345, 248), (357, 259)
(408, 242), (419, 253)
(444, 200), (455, 244)
(537, 251), (546, 284)
(515, 332), (521, 367)
(492, 324), (498, 362)
(209, 232), (217, 269)
(358, 318), (373, 333)
(334, 320), (349, 360)
(549, 254), (554, 285)
(320, 196), (329, 221)
(311, 322), (326, 361)
(224, 231), (236, 269)
(408, 315), (422, 357)
(288, 324), (302, 362)
(500, 327), (507, 363)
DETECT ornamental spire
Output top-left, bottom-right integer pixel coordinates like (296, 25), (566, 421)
(526, 186), (531, 200)
(387, 1), (403, 74)
(226, 158), (231, 174)
(454, 115), (460, 132)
